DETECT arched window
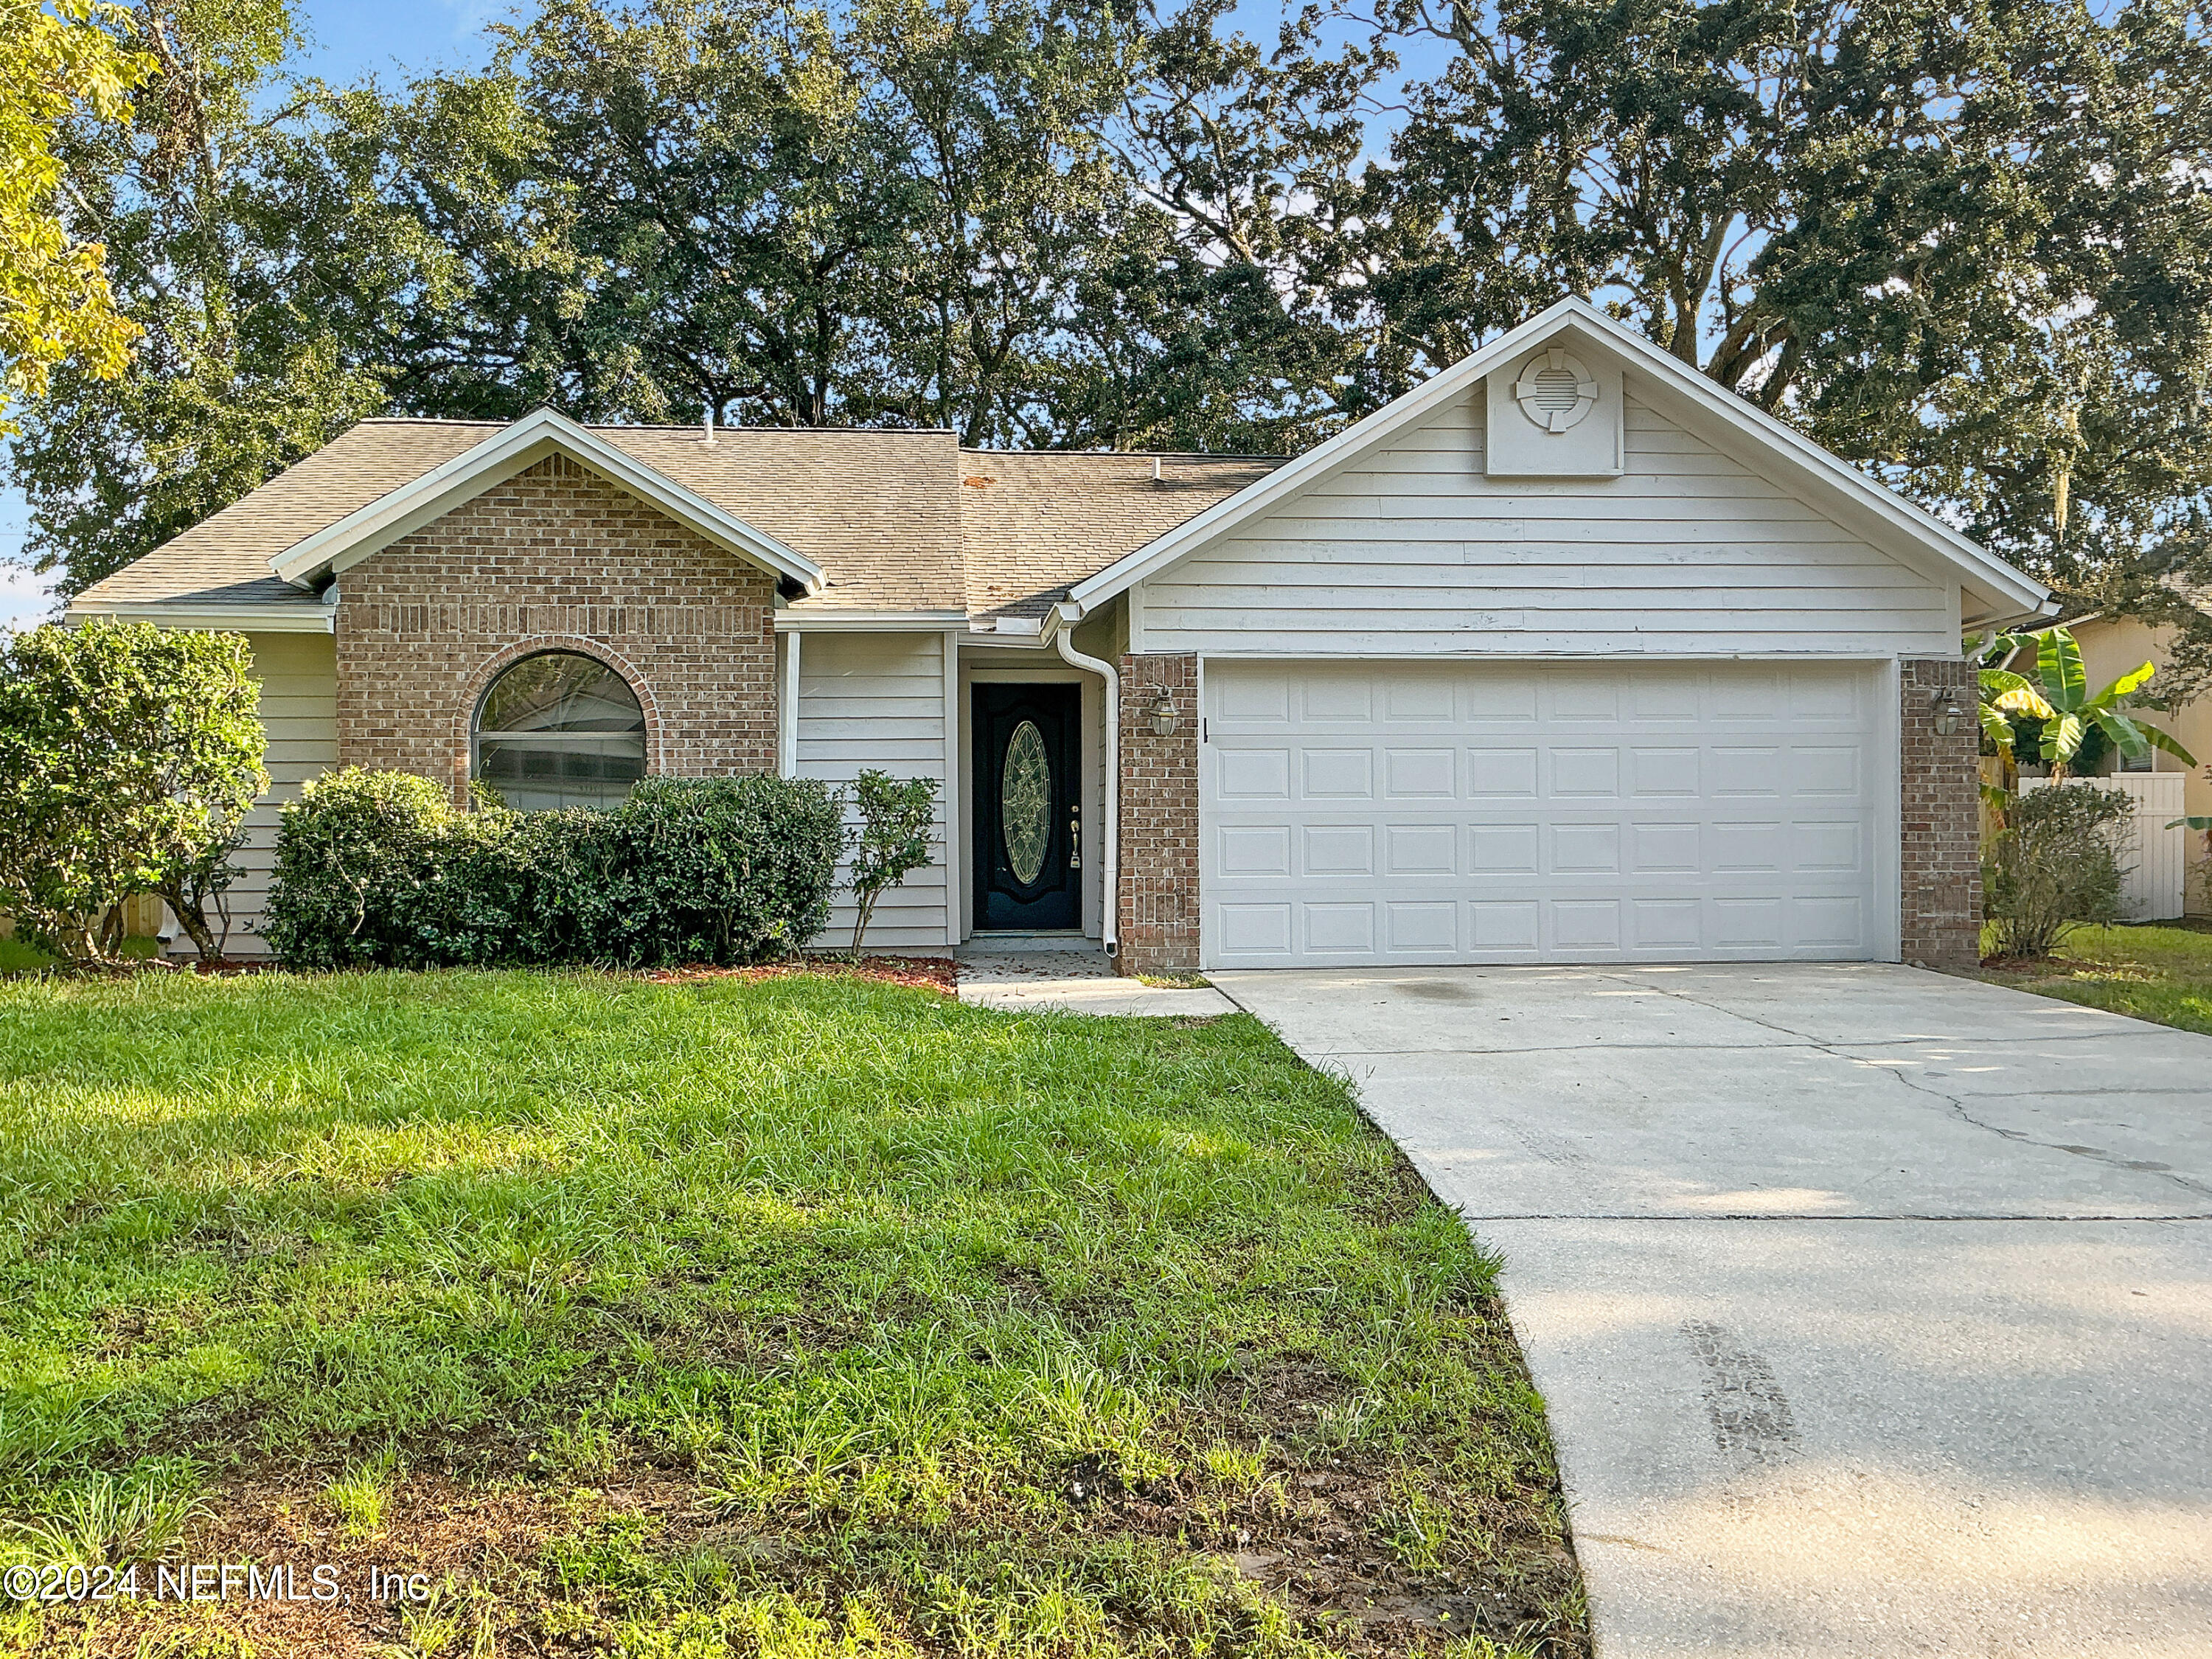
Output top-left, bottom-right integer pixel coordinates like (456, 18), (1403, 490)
(472, 652), (646, 812)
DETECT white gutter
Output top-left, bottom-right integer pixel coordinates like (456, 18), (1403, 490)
(1048, 602), (1119, 959)
(776, 608), (969, 632)
(65, 601), (338, 633)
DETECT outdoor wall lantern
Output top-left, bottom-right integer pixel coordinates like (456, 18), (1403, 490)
(1930, 686), (1967, 736)
(1149, 690), (1178, 737)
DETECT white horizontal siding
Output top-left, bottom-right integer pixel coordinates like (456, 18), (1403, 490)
(190, 633), (338, 958)
(797, 631), (952, 950)
(1140, 392), (1955, 657)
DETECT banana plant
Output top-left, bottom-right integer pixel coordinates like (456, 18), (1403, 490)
(1974, 625), (2197, 779)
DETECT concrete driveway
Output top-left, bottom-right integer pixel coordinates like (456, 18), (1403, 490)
(1211, 962), (2212, 1658)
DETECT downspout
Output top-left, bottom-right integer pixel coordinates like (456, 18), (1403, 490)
(1050, 604), (1119, 959)
(779, 625), (801, 777)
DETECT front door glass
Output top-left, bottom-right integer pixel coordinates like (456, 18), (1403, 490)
(1002, 721), (1051, 883)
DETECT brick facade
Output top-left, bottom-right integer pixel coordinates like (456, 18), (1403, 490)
(1899, 656), (1982, 969)
(335, 456), (778, 799)
(1117, 653), (1200, 974)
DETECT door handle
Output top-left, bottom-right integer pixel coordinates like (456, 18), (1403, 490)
(1069, 803), (1081, 869)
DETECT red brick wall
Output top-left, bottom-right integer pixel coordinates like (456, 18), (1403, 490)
(1900, 656), (1982, 968)
(1118, 653), (1200, 974)
(335, 456), (778, 798)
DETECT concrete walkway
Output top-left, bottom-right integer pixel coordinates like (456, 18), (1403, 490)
(956, 947), (1236, 1017)
(1211, 962), (2212, 1658)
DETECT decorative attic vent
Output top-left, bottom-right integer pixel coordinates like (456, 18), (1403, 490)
(1484, 336), (1621, 476)
(1512, 348), (1600, 434)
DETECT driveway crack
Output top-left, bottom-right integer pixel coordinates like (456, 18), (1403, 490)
(1607, 973), (2212, 1203)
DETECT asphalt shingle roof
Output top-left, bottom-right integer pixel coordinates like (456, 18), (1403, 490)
(72, 417), (1285, 622)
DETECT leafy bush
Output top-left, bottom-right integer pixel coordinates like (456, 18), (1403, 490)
(260, 770), (509, 969)
(602, 776), (846, 965)
(265, 769), (844, 970)
(0, 621), (266, 961)
(844, 769), (942, 957)
(1983, 783), (2136, 959)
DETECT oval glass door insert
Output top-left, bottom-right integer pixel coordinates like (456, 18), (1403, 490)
(1001, 720), (1051, 885)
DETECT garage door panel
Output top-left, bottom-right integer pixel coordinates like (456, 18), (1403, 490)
(1630, 748), (1701, 796)
(1471, 749), (1539, 796)
(1388, 902), (1458, 950)
(1384, 677), (1455, 720)
(1630, 899), (1703, 950)
(1630, 823), (1702, 873)
(1303, 824), (1374, 875)
(1470, 900), (1542, 950)
(1386, 824), (1458, 874)
(1217, 825), (1290, 876)
(1304, 902), (1375, 952)
(1204, 661), (1885, 967)
(1550, 748), (1620, 796)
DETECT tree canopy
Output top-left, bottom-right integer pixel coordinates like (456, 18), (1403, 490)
(0, 0), (145, 427)
(8, 0), (2211, 640)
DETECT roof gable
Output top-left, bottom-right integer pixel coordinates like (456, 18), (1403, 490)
(269, 409), (824, 594)
(1060, 298), (2050, 633)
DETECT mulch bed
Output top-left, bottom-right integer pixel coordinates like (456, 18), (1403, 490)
(10, 953), (961, 992)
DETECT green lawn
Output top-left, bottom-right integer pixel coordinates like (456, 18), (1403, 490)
(0, 970), (1582, 1659)
(0, 935), (161, 975)
(1975, 921), (2212, 1034)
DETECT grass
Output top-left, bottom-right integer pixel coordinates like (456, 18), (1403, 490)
(1975, 920), (2212, 1034)
(0, 969), (1582, 1658)
(0, 935), (161, 975)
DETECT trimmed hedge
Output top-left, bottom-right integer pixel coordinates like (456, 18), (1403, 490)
(263, 768), (844, 970)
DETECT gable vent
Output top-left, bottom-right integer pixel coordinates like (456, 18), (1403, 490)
(1527, 364), (1583, 413)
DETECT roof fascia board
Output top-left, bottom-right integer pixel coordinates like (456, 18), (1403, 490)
(1066, 296), (2048, 625)
(269, 410), (824, 592)
(775, 609), (969, 632)
(65, 600), (337, 633)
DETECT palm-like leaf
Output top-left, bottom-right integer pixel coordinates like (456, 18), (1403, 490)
(2084, 661), (2157, 711)
(2037, 630), (2088, 712)
(2092, 708), (2194, 768)
(1989, 684), (2056, 719)
(1978, 701), (2018, 751)
(2040, 711), (2084, 764)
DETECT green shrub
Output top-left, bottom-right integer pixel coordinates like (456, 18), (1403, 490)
(265, 769), (843, 970)
(0, 621), (265, 962)
(1983, 782), (2136, 959)
(261, 769), (511, 969)
(600, 776), (846, 966)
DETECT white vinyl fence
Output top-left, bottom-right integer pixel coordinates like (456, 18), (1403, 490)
(2020, 773), (2188, 921)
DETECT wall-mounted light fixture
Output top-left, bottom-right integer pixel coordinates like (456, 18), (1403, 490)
(1148, 689), (1178, 737)
(1930, 685), (1966, 737)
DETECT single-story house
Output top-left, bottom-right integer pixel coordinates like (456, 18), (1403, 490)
(68, 299), (2051, 972)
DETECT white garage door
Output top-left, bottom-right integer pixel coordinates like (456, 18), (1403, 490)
(1202, 660), (1891, 967)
